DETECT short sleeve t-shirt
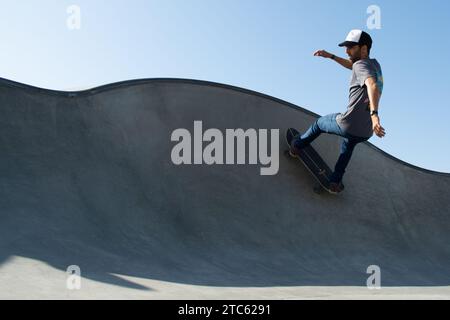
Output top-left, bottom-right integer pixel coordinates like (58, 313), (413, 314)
(336, 58), (383, 138)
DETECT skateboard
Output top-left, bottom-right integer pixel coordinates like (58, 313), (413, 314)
(285, 128), (339, 194)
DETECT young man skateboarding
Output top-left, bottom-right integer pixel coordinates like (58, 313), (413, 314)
(290, 29), (385, 193)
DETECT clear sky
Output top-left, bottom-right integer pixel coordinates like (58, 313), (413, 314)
(1, 0), (449, 173)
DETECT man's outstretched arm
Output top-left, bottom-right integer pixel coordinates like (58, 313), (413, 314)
(314, 50), (353, 70)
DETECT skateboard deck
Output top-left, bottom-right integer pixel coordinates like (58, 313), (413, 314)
(285, 128), (336, 194)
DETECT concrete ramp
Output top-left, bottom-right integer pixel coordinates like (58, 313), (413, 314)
(0, 78), (449, 299)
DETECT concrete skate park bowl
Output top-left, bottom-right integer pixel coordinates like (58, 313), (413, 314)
(0, 77), (449, 299)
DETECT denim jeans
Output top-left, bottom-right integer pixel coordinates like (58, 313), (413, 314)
(292, 113), (369, 184)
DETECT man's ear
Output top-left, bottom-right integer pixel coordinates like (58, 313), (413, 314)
(361, 45), (368, 56)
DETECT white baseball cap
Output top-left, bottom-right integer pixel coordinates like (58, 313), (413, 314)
(339, 29), (373, 49)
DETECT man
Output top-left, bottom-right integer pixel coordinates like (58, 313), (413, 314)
(290, 29), (385, 193)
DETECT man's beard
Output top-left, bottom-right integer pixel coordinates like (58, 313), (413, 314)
(349, 48), (362, 63)
(350, 55), (361, 63)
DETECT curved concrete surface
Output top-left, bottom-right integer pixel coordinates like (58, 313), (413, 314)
(0, 77), (449, 299)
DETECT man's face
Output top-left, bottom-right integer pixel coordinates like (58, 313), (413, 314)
(346, 45), (362, 63)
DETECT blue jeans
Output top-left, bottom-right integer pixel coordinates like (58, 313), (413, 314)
(292, 113), (368, 184)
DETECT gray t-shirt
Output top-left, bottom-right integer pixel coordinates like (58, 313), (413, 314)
(336, 58), (383, 138)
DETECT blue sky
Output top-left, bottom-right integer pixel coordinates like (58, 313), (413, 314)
(1, 0), (449, 173)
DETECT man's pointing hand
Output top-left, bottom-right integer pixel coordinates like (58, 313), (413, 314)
(314, 50), (333, 59)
